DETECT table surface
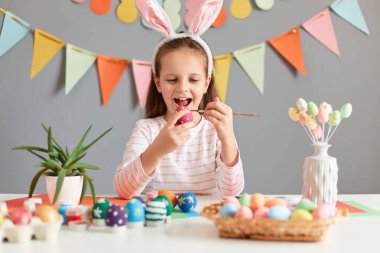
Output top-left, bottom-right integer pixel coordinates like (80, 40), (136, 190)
(1, 194), (379, 253)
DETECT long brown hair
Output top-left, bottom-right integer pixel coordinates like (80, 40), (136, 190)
(145, 37), (218, 118)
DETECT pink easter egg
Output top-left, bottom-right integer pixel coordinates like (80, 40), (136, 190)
(175, 106), (193, 126)
(311, 125), (322, 140)
(317, 108), (329, 123)
(9, 208), (32, 225)
(235, 206), (253, 219)
(222, 196), (241, 208)
(254, 206), (269, 218)
(298, 111), (307, 125)
(312, 204), (330, 219)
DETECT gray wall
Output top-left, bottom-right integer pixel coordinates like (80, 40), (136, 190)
(1, 0), (379, 195)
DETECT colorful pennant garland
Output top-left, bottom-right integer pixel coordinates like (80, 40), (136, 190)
(0, 0), (371, 106)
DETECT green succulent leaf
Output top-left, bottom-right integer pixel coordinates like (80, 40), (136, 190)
(79, 175), (88, 203)
(53, 144), (68, 160)
(12, 146), (48, 153)
(29, 167), (49, 198)
(67, 162), (99, 170)
(52, 169), (66, 205)
(44, 171), (57, 176)
(64, 125), (92, 167)
(80, 127), (112, 155)
(47, 127), (54, 159)
(26, 150), (48, 162)
(65, 153), (87, 169)
(84, 174), (96, 205)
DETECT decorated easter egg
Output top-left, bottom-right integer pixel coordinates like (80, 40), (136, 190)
(132, 196), (145, 204)
(239, 193), (251, 207)
(250, 193), (265, 210)
(288, 107), (299, 121)
(317, 107), (329, 123)
(306, 116), (317, 130)
(125, 199), (145, 223)
(154, 195), (173, 216)
(298, 111), (307, 125)
(220, 203), (237, 217)
(328, 110), (342, 126)
(264, 198), (287, 208)
(177, 192), (197, 213)
(105, 205), (127, 227)
(312, 203), (330, 219)
(319, 102), (332, 114)
(222, 196), (241, 208)
(235, 206), (253, 219)
(175, 106), (193, 126)
(254, 206), (269, 218)
(158, 189), (177, 207)
(296, 199), (317, 212)
(9, 208), (32, 225)
(312, 125), (322, 139)
(291, 209), (313, 221)
(268, 206), (291, 220)
(145, 199), (167, 224)
(296, 98), (307, 112)
(340, 103), (352, 119)
(92, 198), (110, 220)
(307, 101), (319, 116)
(35, 205), (60, 223)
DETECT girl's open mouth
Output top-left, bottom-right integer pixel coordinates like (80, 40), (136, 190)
(174, 98), (192, 107)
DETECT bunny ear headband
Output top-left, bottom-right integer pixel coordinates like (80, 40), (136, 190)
(136, 0), (223, 77)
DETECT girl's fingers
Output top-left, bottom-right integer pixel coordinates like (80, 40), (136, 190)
(205, 97), (229, 116)
(173, 121), (196, 134)
(203, 109), (224, 121)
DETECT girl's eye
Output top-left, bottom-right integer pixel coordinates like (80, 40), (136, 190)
(167, 79), (176, 83)
(190, 79), (200, 83)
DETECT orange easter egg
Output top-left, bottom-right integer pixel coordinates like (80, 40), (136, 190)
(35, 205), (60, 223)
(264, 198), (287, 208)
(250, 193), (265, 210)
(158, 189), (177, 207)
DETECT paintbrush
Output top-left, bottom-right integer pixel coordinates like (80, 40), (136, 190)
(191, 110), (260, 117)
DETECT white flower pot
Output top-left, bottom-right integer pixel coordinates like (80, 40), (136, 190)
(302, 143), (338, 205)
(45, 176), (83, 208)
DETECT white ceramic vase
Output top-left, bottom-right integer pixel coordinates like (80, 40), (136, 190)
(45, 176), (83, 208)
(302, 143), (338, 205)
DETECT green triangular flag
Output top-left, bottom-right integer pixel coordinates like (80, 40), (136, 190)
(233, 43), (266, 94)
(65, 44), (97, 94)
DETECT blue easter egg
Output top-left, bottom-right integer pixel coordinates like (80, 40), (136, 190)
(125, 199), (145, 222)
(220, 203), (238, 217)
(268, 205), (291, 220)
(177, 192), (197, 213)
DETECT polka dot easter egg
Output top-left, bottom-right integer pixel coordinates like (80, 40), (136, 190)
(175, 106), (193, 126)
(105, 205), (127, 232)
(177, 192), (197, 213)
(145, 199), (167, 227)
(92, 198), (110, 226)
(8, 208), (32, 225)
(125, 199), (145, 228)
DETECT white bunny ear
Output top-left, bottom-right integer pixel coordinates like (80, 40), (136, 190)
(188, 0), (223, 36)
(136, 0), (175, 37)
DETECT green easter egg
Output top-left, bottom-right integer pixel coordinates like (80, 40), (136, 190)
(340, 103), (352, 119)
(307, 101), (319, 116)
(328, 110), (342, 126)
(296, 199), (317, 212)
(288, 107), (299, 121)
(239, 193), (251, 207)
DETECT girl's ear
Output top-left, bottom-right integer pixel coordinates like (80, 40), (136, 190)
(154, 76), (162, 93)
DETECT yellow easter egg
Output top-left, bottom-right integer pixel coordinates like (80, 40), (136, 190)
(306, 116), (317, 130)
(288, 107), (299, 121)
(291, 209), (313, 221)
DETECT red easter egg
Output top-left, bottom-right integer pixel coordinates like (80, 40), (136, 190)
(9, 208), (32, 225)
(175, 106), (193, 126)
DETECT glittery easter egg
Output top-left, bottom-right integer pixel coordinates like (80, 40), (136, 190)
(105, 205), (127, 227)
(154, 195), (173, 216)
(298, 111), (307, 125)
(312, 125), (322, 139)
(8, 208), (32, 225)
(158, 189), (177, 207)
(288, 107), (299, 121)
(291, 209), (313, 221)
(235, 206), (253, 219)
(319, 102), (332, 114)
(239, 193), (251, 207)
(250, 193), (265, 210)
(296, 98), (307, 112)
(125, 199), (145, 223)
(317, 107), (329, 123)
(35, 205), (60, 223)
(220, 203), (237, 217)
(175, 106), (193, 126)
(328, 110), (342, 126)
(340, 103), (352, 119)
(306, 116), (317, 130)
(177, 192), (197, 213)
(307, 101), (319, 116)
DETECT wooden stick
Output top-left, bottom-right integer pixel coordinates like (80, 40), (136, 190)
(191, 110), (260, 117)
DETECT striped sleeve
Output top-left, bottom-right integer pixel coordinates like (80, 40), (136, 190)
(215, 140), (245, 197)
(113, 120), (156, 199)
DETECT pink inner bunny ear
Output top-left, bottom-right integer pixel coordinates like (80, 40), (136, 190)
(136, 0), (174, 37)
(189, 0), (223, 36)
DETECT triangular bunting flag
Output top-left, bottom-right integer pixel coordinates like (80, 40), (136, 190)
(97, 55), (128, 106)
(213, 54), (232, 102)
(233, 43), (266, 94)
(330, 0), (369, 35)
(65, 44), (97, 94)
(30, 29), (65, 79)
(132, 60), (151, 108)
(268, 27), (307, 76)
(0, 11), (30, 57)
(303, 9), (340, 56)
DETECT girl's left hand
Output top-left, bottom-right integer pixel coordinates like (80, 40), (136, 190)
(203, 97), (235, 144)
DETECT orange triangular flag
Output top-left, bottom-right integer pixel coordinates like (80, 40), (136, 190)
(30, 29), (65, 79)
(268, 27), (307, 76)
(97, 55), (128, 106)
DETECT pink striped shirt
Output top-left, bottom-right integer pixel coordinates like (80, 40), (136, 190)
(114, 116), (244, 199)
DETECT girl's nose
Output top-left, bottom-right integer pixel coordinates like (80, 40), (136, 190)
(177, 80), (190, 92)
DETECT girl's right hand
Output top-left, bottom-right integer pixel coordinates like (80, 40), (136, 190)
(152, 109), (195, 158)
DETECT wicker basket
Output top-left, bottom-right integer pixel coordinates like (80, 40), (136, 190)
(200, 203), (348, 242)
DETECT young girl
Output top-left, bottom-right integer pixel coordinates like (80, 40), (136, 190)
(114, 0), (244, 199)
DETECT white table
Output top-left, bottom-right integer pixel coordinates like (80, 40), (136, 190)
(1, 194), (379, 253)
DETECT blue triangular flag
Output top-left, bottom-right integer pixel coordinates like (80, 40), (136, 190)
(330, 0), (369, 35)
(0, 11), (30, 57)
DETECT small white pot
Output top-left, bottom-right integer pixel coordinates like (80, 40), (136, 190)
(45, 176), (83, 208)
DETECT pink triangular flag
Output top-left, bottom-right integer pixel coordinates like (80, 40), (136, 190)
(132, 60), (152, 108)
(302, 9), (340, 56)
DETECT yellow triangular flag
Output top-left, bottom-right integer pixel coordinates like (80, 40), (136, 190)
(30, 29), (65, 79)
(213, 54), (232, 102)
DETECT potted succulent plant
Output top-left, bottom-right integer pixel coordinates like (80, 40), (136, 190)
(13, 124), (112, 207)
